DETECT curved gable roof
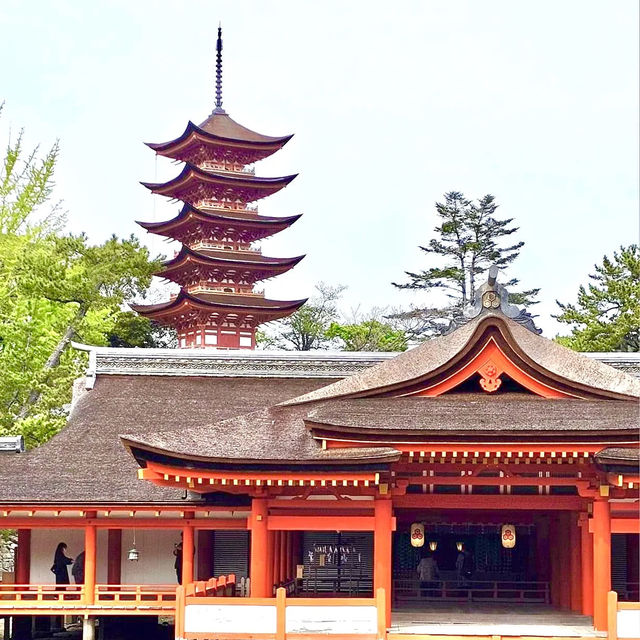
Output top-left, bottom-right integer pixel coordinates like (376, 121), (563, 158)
(280, 313), (640, 406)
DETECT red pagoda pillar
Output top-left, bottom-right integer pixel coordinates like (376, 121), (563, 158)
(133, 28), (306, 349)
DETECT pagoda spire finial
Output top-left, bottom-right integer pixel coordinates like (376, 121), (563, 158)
(213, 23), (226, 114)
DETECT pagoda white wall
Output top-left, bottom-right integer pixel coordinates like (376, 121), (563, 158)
(29, 528), (191, 585)
(30, 529), (108, 584)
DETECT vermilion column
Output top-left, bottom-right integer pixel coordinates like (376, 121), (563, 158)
(250, 498), (269, 596)
(273, 531), (281, 586)
(374, 499), (393, 627)
(107, 530), (122, 584)
(15, 530), (31, 584)
(592, 499), (611, 631)
(579, 513), (594, 616)
(279, 532), (287, 583)
(285, 532), (293, 581)
(569, 513), (582, 612)
(84, 524), (97, 605)
(559, 514), (571, 610)
(181, 526), (194, 587)
(549, 517), (560, 606)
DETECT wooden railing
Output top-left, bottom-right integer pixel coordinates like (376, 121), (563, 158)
(0, 583), (176, 615)
(0, 583), (84, 605)
(95, 584), (176, 607)
(175, 585), (386, 640)
(393, 577), (549, 603)
(607, 590), (640, 640)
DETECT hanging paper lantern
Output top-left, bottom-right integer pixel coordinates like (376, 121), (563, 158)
(428, 540), (437, 551)
(501, 524), (516, 549)
(410, 522), (425, 547)
(456, 541), (464, 552)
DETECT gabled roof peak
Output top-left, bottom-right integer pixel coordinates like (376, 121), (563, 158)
(453, 265), (541, 334)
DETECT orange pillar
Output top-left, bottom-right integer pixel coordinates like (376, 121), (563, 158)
(559, 513), (571, 610)
(580, 513), (594, 616)
(285, 532), (293, 581)
(374, 498), (392, 627)
(107, 529), (121, 584)
(181, 525), (194, 587)
(549, 517), (560, 606)
(250, 498), (269, 597)
(266, 530), (275, 593)
(279, 532), (287, 584)
(15, 529), (30, 584)
(569, 513), (582, 612)
(592, 499), (611, 631)
(273, 530), (281, 586)
(84, 524), (96, 604)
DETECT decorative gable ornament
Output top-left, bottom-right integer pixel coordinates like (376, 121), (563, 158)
(449, 265), (542, 335)
(410, 522), (425, 547)
(501, 524), (516, 549)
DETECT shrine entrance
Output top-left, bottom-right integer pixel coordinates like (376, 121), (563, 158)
(392, 511), (549, 607)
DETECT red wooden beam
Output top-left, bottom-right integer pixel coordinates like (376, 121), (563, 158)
(266, 515), (391, 531)
(588, 517), (639, 534)
(0, 518), (247, 529)
(393, 494), (586, 510)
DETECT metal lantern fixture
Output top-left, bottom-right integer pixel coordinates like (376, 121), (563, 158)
(456, 541), (464, 552)
(128, 530), (140, 561)
(501, 524), (516, 549)
(410, 522), (425, 548)
(428, 540), (437, 552)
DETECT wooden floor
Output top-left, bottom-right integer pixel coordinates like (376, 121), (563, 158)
(389, 603), (604, 638)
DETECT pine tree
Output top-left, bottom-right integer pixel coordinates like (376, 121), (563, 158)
(555, 245), (640, 352)
(391, 192), (539, 338)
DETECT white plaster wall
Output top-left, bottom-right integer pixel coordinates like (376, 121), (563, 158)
(30, 529), (108, 584)
(120, 529), (188, 585)
(30, 528), (196, 585)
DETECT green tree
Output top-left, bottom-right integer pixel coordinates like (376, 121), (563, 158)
(391, 192), (538, 338)
(0, 112), (161, 445)
(325, 319), (407, 352)
(107, 312), (176, 348)
(555, 245), (640, 352)
(259, 283), (345, 351)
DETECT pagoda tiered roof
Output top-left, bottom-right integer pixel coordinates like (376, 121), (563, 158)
(141, 163), (297, 205)
(136, 204), (302, 245)
(146, 115), (293, 165)
(159, 245), (305, 286)
(131, 289), (306, 325)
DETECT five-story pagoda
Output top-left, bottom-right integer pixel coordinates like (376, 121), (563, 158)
(132, 27), (306, 349)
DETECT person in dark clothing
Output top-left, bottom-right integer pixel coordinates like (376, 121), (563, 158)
(173, 538), (183, 584)
(51, 542), (73, 585)
(71, 550), (85, 584)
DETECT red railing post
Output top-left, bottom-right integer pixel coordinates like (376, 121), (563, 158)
(607, 591), (618, 640)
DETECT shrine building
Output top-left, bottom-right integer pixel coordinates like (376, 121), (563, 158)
(0, 27), (639, 640)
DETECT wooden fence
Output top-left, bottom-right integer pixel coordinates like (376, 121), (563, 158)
(608, 591), (640, 640)
(175, 585), (386, 640)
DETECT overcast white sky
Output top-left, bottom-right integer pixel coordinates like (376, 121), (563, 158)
(1, 0), (638, 337)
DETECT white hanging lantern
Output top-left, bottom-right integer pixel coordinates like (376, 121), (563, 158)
(410, 523), (425, 548)
(128, 530), (139, 561)
(501, 524), (516, 549)
(428, 540), (437, 552)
